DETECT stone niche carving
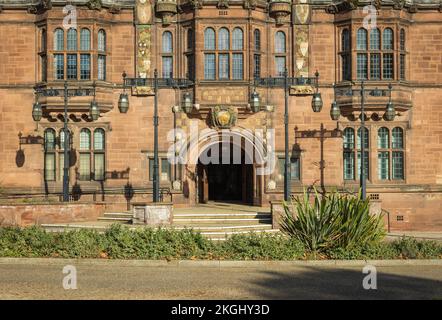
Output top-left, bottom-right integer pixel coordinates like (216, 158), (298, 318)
(156, 0), (178, 25)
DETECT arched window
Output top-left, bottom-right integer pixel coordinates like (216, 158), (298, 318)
(79, 129), (91, 181)
(98, 29), (106, 52)
(369, 28), (381, 80)
(162, 31), (172, 53)
(357, 28), (368, 79)
(275, 31), (286, 53)
(232, 28), (243, 50)
(94, 129), (105, 181)
(80, 129), (91, 150)
(400, 29), (405, 51)
(342, 29), (350, 52)
(187, 29), (193, 50)
(357, 28), (367, 50)
(382, 28), (394, 50)
(343, 128), (355, 180)
(377, 127), (389, 149)
(254, 29), (261, 51)
(392, 127), (403, 149)
(218, 28), (229, 50)
(400, 29), (406, 80)
(67, 28), (77, 51)
(204, 28), (215, 50)
(162, 31), (173, 78)
(341, 29), (351, 80)
(44, 129), (56, 181)
(370, 28), (380, 50)
(54, 28), (64, 51)
(98, 30), (106, 81)
(80, 28), (91, 51)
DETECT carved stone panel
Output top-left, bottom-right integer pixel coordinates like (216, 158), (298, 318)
(200, 87), (247, 105)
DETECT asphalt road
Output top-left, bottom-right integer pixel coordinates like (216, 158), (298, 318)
(0, 260), (440, 300)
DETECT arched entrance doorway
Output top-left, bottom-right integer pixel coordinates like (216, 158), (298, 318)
(197, 142), (254, 205)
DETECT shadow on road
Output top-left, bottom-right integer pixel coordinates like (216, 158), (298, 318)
(249, 267), (442, 300)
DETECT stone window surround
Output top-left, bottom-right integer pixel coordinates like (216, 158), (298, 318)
(337, 24), (408, 83)
(340, 122), (407, 186)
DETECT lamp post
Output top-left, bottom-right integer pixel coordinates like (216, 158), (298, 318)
(118, 70), (193, 203)
(254, 70), (323, 201)
(330, 82), (395, 199)
(33, 82), (99, 202)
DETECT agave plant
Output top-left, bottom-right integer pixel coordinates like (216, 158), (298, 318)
(280, 188), (386, 255)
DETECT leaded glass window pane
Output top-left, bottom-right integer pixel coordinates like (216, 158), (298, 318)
(383, 28), (394, 50)
(275, 57), (286, 77)
(218, 53), (229, 79)
(232, 53), (243, 80)
(45, 153), (55, 181)
(232, 28), (243, 50)
(204, 53), (215, 80)
(342, 29), (350, 52)
(80, 54), (91, 80)
(67, 28), (77, 51)
(378, 127), (389, 149)
(80, 129), (91, 150)
(98, 30), (106, 52)
(392, 151), (404, 179)
(370, 28), (380, 50)
(94, 153), (105, 181)
(54, 29), (64, 51)
(378, 151), (389, 180)
(400, 29), (405, 51)
(80, 29), (91, 51)
(370, 53), (381, 79)
(45, 129), (56, 151)
(161, 158), (171, 181)
(54, 54), (64, 80)
(79, 153), (91, 181)
(94, 129), (105, 151)
(254, 54), (261, 79)
(162, 31), (172, 53)
(357, 28), (367, 50)
(275, 31), (286, 53)
(67, 54), (77, 80)
(218, 28), (229, 50)
(400, 54), (406, 80)
(357, 127), (369, 149)
(187, 29), (193, 50)
(204, 28), (215, 50)
(344, 152), (355, 180)
(59, 153), (64, 181)
(162, 56), (173, 78)
(254, 29), (261, 51)
(290, 158), (300, 180)
(343, 128), (355, 149)
(383, 53), (394, 79)
(149, 158), (154, 181)
(392, 127), (404, 149)
(59, 129), (70, 150)
(98, 55), (106, 81)
(342, 54), (351, 81)
(357, 53), (368, 79)
(357, 151), (369, 179)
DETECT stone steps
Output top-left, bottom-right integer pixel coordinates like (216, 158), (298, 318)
(97, 212), (132, 223)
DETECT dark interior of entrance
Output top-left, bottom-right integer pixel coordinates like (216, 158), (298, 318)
(197, 143), (253, 204)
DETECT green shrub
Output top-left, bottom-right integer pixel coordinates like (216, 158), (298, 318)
(280, 188), (386, 255)
(392, 237), (442, 259)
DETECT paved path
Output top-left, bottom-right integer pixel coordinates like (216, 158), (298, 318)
(0, 259), (440, 300)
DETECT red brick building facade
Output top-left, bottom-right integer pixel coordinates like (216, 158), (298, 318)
(0, 0), (441, 231)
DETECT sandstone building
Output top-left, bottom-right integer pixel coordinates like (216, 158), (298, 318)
(0, 0), (441, 231)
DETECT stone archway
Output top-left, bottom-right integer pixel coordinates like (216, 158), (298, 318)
(180, 127), (268, 207)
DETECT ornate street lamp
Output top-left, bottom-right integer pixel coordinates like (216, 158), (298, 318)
(89, 82), (100, 121)
(182, 92), (193, 113)
(311, 71), (323, 113)
(32, 101), (43, 122)
(384, 83), (395, 121)
(330, 83), (341, 121)
(118, 72), (130, 113)
(250, 89), (260, 113)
